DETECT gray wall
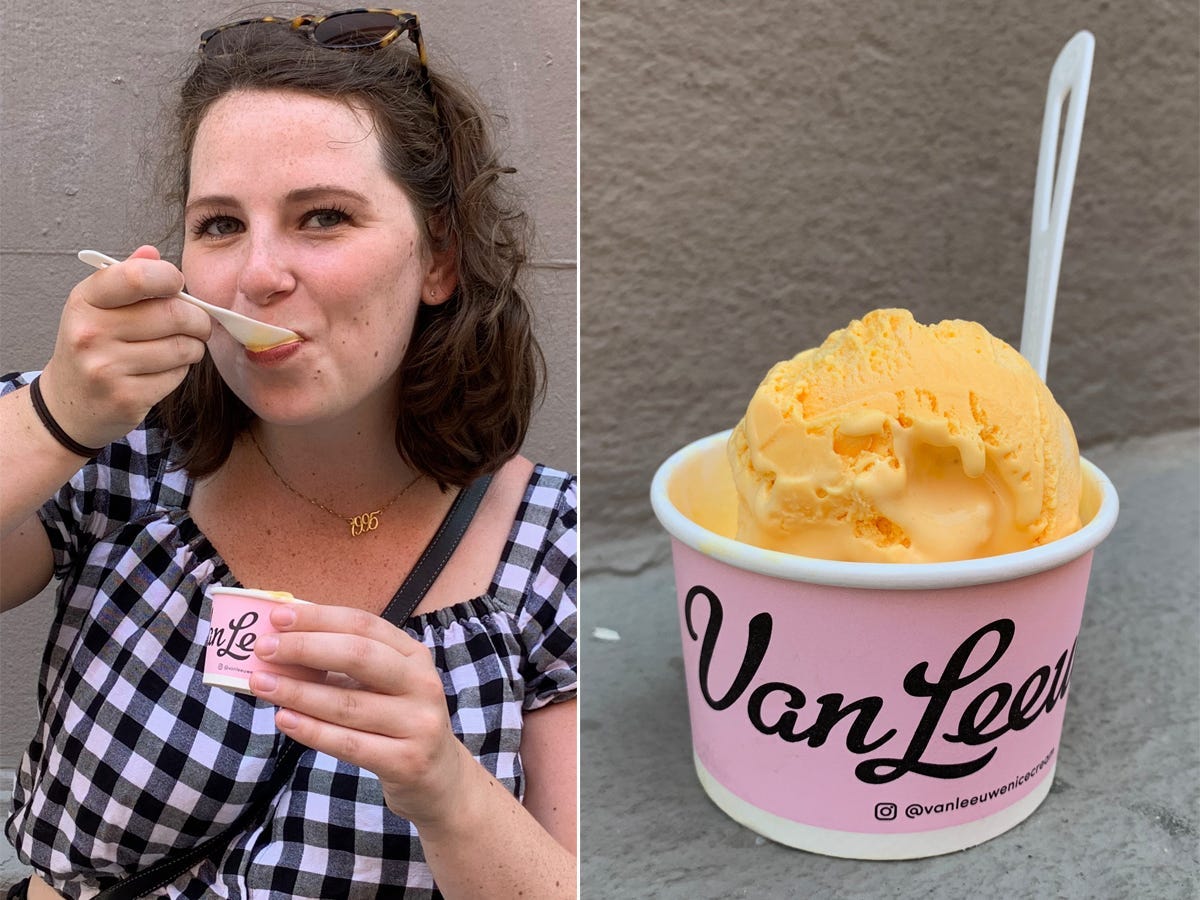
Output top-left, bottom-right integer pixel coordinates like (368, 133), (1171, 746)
(581, 0), (1199, 571)
(0, 1), (575, 772)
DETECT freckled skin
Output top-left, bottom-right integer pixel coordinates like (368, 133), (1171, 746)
(180, 88), (455, 428)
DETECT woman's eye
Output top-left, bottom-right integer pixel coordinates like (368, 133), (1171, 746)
(192, 215), (242, 237)
(303, 209), (350, 229)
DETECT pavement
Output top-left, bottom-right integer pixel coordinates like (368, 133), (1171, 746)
(580, 428), (1199, 900)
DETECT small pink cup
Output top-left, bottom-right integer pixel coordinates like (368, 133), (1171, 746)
(650, 430), (1119, 859)
(203, 587), (323, 695)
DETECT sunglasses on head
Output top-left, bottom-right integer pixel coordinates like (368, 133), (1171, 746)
(199, 8), (432, 104)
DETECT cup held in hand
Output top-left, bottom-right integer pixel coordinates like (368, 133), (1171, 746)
(203, 586), (324, 695)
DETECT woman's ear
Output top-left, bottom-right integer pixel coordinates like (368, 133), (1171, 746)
(422, 219), (459, 306)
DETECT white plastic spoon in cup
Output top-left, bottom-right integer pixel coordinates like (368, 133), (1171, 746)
(1019, 31), (1094, 381)
(77, 250), (302, 352)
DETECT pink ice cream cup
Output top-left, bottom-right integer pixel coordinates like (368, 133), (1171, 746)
(202, 586), (324, 695)
(650, 430), (1119, 860)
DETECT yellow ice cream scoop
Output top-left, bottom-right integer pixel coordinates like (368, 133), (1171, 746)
(728, 308), (1082, 563)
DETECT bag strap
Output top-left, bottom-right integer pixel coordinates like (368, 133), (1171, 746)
(380, 473), (493, 627)
(95, 473), (493, 899)
(95, 740), (306, 900)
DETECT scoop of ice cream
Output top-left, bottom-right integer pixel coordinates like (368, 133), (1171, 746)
(727, 308), (1082, 563)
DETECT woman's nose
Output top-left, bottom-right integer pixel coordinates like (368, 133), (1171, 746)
(235, 238), (296, 307)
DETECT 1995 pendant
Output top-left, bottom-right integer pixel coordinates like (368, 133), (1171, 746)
(349, 511), (381, 537)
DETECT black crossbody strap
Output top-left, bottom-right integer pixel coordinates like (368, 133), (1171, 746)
(95, 740), (306, 900)
(380, 473), (493, 627)
(95, 473), (493, 899)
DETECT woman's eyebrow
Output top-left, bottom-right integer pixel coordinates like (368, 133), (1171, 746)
(286, 185), (371, 206)
(184, 194), (239, 217)
(184, 186), (371, 217)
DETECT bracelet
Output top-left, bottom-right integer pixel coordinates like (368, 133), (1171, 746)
(28, 375), (106, 458)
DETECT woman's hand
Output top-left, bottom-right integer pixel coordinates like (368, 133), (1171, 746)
(39, 245), (211, 449)
(249, 601), (576, 899)
(249, 602), (468, 828)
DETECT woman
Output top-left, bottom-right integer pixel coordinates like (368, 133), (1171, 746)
(0, 10), (575, 899)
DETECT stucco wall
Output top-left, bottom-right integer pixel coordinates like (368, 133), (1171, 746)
(581, 0), (1199, 571)
(0, 1), (575, 773)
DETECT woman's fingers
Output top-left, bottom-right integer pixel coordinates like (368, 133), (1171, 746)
(261, 703), (456, 786)
(64, 330), (208, 383)
(41, 247), (214, 447)
(76, 249), (185, 310)
(267, 602), (432, 659)
(270, 702), (403, 772)
(249, 670), (442, 741)
(250, 668), (467, 824)
(255, 628), (437, 697)
(73, 293), (212, 346)
(115, 331), (209, 374)
(248, 604), (467, 822)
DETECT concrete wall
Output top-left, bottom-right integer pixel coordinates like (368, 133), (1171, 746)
(0, 0), (575, 777)
(581, 0), (1199, 571)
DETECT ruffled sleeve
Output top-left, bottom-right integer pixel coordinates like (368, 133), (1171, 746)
(516, 472), (577, 711)
(0, 371), (172, 578)
(1, 371), (89, 574)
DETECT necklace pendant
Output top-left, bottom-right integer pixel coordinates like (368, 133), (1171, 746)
(349, 511), (382, 537)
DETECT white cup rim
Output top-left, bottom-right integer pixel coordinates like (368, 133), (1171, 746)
(207, 586), (313, 604)
(650, 429), (1120, 590)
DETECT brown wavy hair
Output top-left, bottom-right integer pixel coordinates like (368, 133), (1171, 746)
(155, 23), (543, 487)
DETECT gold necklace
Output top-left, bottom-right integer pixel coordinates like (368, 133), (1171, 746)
(248, 430), (422, 537)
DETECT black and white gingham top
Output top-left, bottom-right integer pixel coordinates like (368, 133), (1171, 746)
(1, 372), (577, 899)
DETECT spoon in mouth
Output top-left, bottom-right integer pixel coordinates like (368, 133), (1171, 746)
(77, 250), (302, 351)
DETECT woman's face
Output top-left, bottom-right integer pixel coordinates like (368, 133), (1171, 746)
(181, 88), (452, 427)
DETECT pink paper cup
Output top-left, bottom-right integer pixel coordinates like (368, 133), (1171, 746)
(203, 587), (324, 696)
(650, 430), (1119, 860)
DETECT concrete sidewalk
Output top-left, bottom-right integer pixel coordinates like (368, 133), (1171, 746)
(580, 429), (1199, 899)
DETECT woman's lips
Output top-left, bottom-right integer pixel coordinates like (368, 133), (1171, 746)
(244, 340), (304, 365)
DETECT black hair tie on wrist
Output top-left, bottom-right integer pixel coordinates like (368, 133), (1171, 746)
(28, 375), (106, 458)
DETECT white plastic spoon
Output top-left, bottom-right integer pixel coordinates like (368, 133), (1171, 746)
(77, 250), (302, 351)
(1019, 31), (1094, 381)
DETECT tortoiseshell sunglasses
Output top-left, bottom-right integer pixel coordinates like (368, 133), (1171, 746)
(199, 8), (432, 104)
